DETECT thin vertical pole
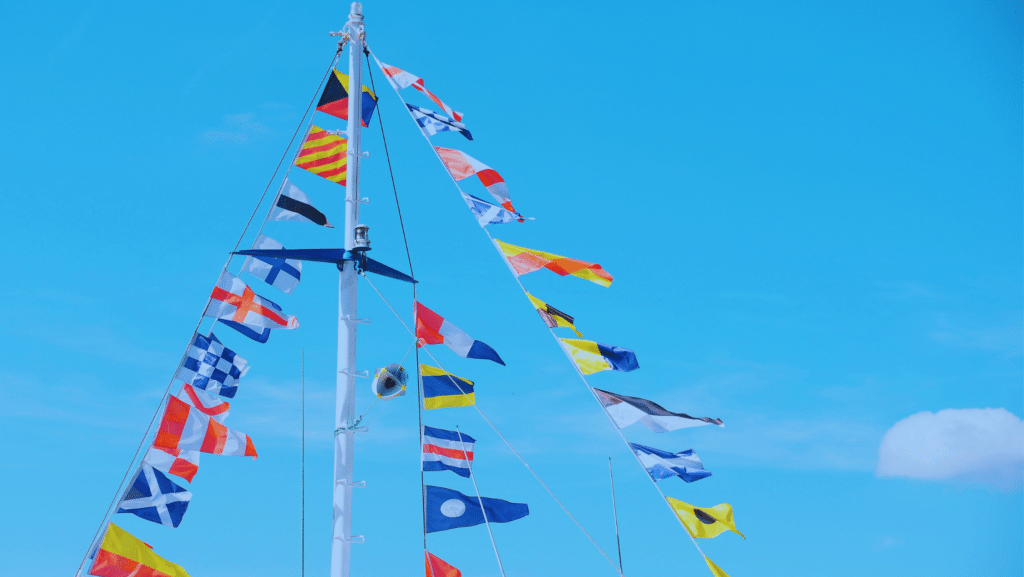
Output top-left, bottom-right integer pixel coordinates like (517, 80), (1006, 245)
(609, 458), (624, 577)
(457, 426), (507, 577)
(301, 350), (306, 577)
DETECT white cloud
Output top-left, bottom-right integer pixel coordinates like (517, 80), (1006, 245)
(200, 113), (273, 144)
(876, 408), (1024, 490)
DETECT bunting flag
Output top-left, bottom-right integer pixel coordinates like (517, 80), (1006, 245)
(422, 426), (475, 477)
(143, 446), (200, 483)
(316, 69), (378, 127)
(435, 147), (517, 214)
(424, 486), (529, 533)
(270, 179), (333, 227)
(494, 239), (613, 287)
(295, 126), (347, 185)
(89, 523), (190, 577)
(666, 497), (745, 539)
(425, 552), (461, 577)
(175, 332), (248, 399)
(704, 557), (732, 577)
(593, 388), (724, 432)
(415, 301), (504, 365)
(629, 443), (711, 483)
(559, 339), (638, 374)
(460, 192), (523, 226)
(242, 234), (302, 294)
(373, 56), (464, 121)
(421, 365), (475, 410)
(179, 383), (230, 423)
(526, 293), (581, 336)
(116, 464), (191, 528)
(407, 104), (472, 140)
(205, 271), (299, 332)
(154, 395), (257, 457)
(219, 297), (286, 343)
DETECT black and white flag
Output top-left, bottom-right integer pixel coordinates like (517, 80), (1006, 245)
(270, 179), (333, 227)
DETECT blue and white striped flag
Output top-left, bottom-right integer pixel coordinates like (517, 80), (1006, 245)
(407, 104), (473, 140)
(630, 442), (711, 483)
(241, 234), (302, 294)
(116, 463), (192, 528)
(460, 192), (522, 226)
(175, 332), (248, 398)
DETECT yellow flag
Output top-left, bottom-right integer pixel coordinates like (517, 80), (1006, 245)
(704, 556), (731, 577)
(92, 523), (190, 577)
(666, 497), (745, 539)
(526, 293), (582, 336)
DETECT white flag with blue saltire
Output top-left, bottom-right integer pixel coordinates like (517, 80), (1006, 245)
(242, 234), (302, 294)
(630, 442), (712, 483)
(116, 463), (192, 527)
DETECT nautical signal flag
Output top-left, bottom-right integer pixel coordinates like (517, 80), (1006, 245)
(205, 272), (298, 333)
(666, 497), (745, 540)
(421, 365), (475, 410)
(460, 192), (523, 226)
(143, 446), (200, 483)
(527, 293), (582, 336)
(704, 557), (732, 577)
(494, 240), (613, 287)
(629, 443), (711, 483)
(296, 126), (347, 185)
(317, 69), (378, 127)
(424, 485), (529, 533)
(594, 388), (724, 432)
(559, 339), (638, 374)
(373, 55), (464, 121)
(175, 332), (248, 399)
(270, 179), (333, 228)
(416, 301), (504, 365)
(407, 104), (472, 140)
(89, 523), (190, 577)
(422, 426), (475, 477)
(179, 383), (230, 423)
(435, 146), (517, 214)
(242, 234), (302, 294)
(116, 463), (191, 528)
(425, 552), (461, 577)
(155, 395), (257, 457)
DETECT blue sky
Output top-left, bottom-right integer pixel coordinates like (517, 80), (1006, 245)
(0, 1), (1021, 576)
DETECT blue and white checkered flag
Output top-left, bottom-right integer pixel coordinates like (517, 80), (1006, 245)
(116, 463), (192, 528)
(175, 332), (248, 398)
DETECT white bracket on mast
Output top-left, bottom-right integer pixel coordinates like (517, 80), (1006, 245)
(338, 369), (369, 378)
(341, 316), (371, 324)
(338, 535), (365, 544)
(336, 479), (367, 488)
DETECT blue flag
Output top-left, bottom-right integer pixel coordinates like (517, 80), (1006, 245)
(116, 463), (192, 527)
(407, 104), (473, 140)
(425, 486), (528, 533)
(630, 442), (711, 483)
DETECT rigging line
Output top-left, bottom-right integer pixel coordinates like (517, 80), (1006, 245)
(359, 273), (621, 574)
(457, 425), (507, 577)
(609, 458), (624, 577)
(301, 349), (306, 577)
(415, 323), (429, 555)
(73, 48), (345, 577)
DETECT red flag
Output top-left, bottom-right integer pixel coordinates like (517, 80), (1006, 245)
(425, 552), (460, 577)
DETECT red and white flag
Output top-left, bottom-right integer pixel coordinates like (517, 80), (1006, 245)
(179, 383), (229, 423)
(374, 56), (464, 121)
(143, 446), (200, 483)
(154, 395), (257, 458)
(205, 271), (298, 331)
(434, 147), (516, 214)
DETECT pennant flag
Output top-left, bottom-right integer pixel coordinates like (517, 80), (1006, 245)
(407, 104), (472, 140)
(242, 234), (302, 294)
(155, 395), (257, 457)
(270, 179), (333, 227)
(559, 338), (638, 374)
(116, 463), (191, 528)
(704, 557), (732, 577)
(205, 272), (298, 334)
(436, 147), (517, 214)
(317, 69), (378, 127)
(143, 446), (200, 483)
(526, 293), (582, 336)
(460, 192), (523, 226)
(421, 365), (475, 410)
(630, 442), (711, 483)
(494, 239), (613, 287)
(422, 425), (475, 477)
(425, 485), (529, 533)
(416, 301), (504, 365)
(425, 552), (461, 577)
(295, 126), (348, 185)
(373, 56), (464, 121)
(666, 497), (745, 539)
(593, 388), (724, 432)
(90, 523), (190, 577)
(179, 383), (230, 423)
(175, 332), (248, 399)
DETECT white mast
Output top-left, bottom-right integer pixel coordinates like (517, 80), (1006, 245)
(333, 4), (365, 577)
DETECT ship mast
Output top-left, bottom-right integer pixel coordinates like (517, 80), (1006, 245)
(333, 3), (365, 577)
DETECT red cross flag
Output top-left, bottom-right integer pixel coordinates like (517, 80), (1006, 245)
(205, 271), (299, 330)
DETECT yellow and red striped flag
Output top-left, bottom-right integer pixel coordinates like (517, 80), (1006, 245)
(90, 523), (190, 577)
(295, 125), (347, 185)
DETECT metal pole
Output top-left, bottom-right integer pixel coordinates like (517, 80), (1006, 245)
(332, 4), (364, 577)
(609, 458), (624, 577)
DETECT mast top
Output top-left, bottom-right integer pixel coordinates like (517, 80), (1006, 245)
(349, 2), (363, 22)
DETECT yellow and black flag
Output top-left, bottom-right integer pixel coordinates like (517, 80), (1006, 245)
(317, 69), (378, 127)
(527, 293), (582, 337)
(666, 497), (745, 539)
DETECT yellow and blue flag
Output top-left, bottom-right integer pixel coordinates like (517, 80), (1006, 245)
(421, 365), (474, 410)
(666, 497), (744, 539)
(316, 69), (378, 127)
(559, 339), (638, 374)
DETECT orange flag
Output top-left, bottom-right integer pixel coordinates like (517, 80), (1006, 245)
(494, 239), (612, 287)
(425, 552), (460, 577)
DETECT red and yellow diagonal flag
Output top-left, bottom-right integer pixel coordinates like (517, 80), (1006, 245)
(494, 239), (613, 287)
(90, 523), (190, 577)
(295, 125), (347, 185)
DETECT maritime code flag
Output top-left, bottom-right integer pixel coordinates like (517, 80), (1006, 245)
(205, 271), (299, 332)
(179, 383), (230, 423)
(89, 523), (190, 577)
(422, 426), (475, 477)
(416, 301), (504, 365)
(407, 104), (473, 140)
(494, 239), (613, 287)
(425, 552), (461, 577)
(424, 486), (529, 533)
(175, 332), (248, 399)
(559, 339), (639, 374)
(143, 446), (200, 483)
(219, 297), (286, 343)
(316, 69), (378, 127)
(629, 443), (712, 483)
(593, 388), (724, 432)
(704, 557), (733, 577)
(270, 179), (333, 227)
(242, 234), (302, 294)
(154, 395), (257, 457)
(460, 192), (523, 226)
(526, 292), (582, 336)
(666, 497), (745, 540)
(421, 365), (475, 410)
(295, 126), (348, 185)
(373, 55), (464, 121)
(116, 463), (192, 528)
(436, 147), (517, 214)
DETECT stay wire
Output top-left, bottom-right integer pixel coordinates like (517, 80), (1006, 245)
(301, 350), (306, 577)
